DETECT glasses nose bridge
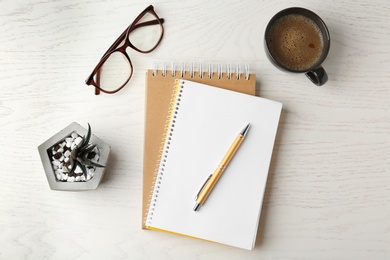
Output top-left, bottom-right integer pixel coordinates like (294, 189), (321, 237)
(116, 37), (131, 53)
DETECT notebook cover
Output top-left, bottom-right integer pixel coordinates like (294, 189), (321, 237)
(143, 69), (256, 229)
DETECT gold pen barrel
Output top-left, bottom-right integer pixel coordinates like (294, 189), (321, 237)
(200, 135), (244, 200)
(194, 129), (248, 211)
(219, 135), (245, 170)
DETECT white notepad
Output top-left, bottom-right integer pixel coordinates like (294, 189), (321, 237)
(145, 79), (282, 250)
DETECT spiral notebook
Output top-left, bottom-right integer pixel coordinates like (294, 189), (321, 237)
(142, 64), (256, 229)
(144, 79), (282, 250)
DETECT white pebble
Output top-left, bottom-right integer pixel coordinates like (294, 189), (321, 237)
(64, 157), (69, 163)
(67, 176), (75, 182)
(62, 174), (68, 181)
(56, 173), (61, 180)
(64, 150), (71, 157)
(75, 137), (83, 146)
(80, 175), (86, 181)
(71, 132), (78, 139)
(74, 166), (83, 174)
(52, 160), (61, 166)
(66, 141), (72, 148)
(71, 142), (77, 150)
(75, 176), (81, 182)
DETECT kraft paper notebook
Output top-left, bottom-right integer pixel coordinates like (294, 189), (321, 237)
(142, 65), (256, 229)
(143, 79), (282, 250)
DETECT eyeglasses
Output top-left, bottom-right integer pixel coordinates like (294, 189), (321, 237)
(85, 5), (164, 95)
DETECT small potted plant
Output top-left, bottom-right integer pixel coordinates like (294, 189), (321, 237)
(38, 122), (110, 191)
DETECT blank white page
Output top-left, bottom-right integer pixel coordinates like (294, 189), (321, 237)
(146, 80), (282, 250)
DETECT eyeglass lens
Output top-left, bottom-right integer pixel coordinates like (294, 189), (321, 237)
(96, 52), (132, 92)
(129, 12), (163, 52)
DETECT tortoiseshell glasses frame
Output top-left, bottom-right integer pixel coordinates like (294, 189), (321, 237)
(85, 5), (164, 95)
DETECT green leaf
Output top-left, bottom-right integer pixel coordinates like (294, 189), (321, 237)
(80, 157), (105, 168)
(80, 144), (96, 159)
(69, 157), (77, 174)
(85, 123), (92, 145)
(77, 160), (88, 178)
(70, 148), (78, 159)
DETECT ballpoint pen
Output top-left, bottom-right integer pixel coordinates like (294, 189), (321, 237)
(193, 123), (251, 211)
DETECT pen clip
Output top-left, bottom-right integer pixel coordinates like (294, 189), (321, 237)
(195, 174), (212, 200)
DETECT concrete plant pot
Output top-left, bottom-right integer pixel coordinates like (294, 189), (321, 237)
(38, 122), (110, 191)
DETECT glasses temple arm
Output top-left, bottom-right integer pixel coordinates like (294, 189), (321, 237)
(132, 18), (164, 30)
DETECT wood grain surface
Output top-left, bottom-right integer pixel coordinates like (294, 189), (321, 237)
(0, 0), (389, 259)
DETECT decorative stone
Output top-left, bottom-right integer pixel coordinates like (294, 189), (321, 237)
(74, 137), (83, 146)
(71, 142), (77, 150)
(52, 160), (61, 166)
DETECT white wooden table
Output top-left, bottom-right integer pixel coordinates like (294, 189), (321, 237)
(1, 0), (389, 259)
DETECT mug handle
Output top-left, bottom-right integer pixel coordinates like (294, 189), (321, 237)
(305, 66), (328, 86)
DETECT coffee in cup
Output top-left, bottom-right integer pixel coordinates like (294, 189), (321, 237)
(264, 7), (330, 86)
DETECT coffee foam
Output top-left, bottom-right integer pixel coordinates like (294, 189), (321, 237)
(266, 14), (324, 71)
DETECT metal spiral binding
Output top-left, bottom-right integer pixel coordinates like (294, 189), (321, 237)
(152, 62), (251, 80)
(208, 64), (213, 79)
(162, 63), (167, 77)
(217, 64), (223, 79)
(145, 80), (184, 226)
(171, 62), (176, 77)
(227, 64), (232, 79)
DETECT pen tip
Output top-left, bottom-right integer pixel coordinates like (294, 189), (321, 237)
(240, 123), (251, 136)
(193, 203), (201, 211)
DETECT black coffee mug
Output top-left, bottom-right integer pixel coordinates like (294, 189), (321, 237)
(264, 7), (330, 86)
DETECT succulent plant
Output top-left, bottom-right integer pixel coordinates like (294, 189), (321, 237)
(69, 123), (104, 178)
